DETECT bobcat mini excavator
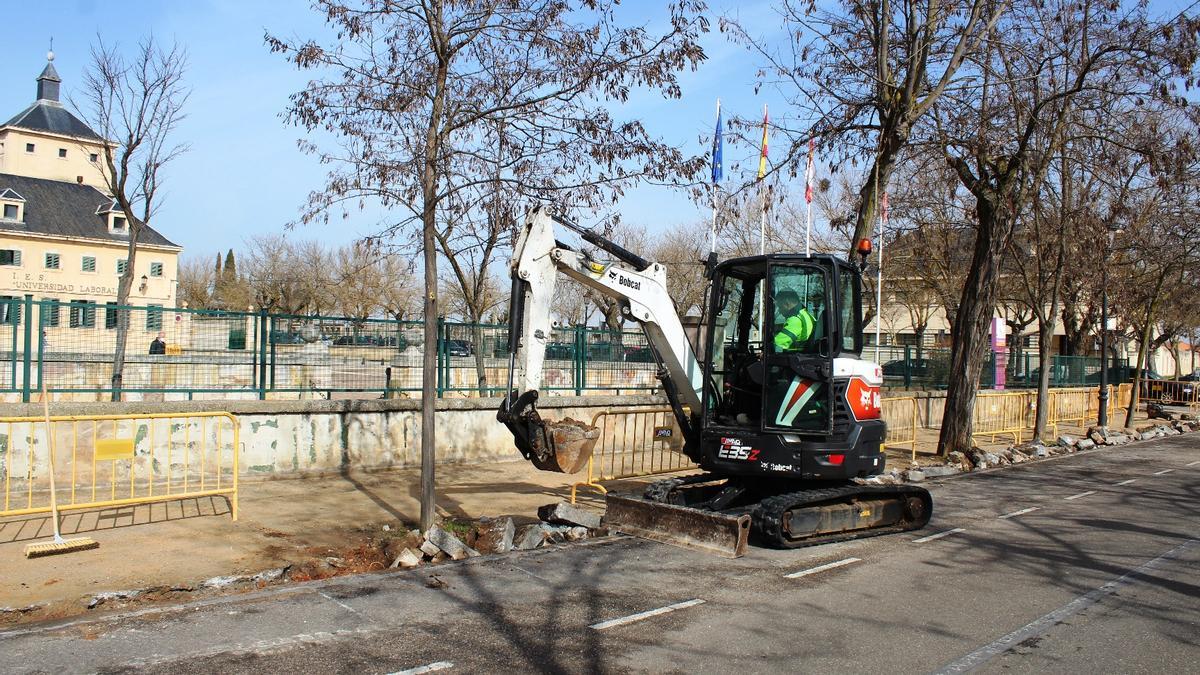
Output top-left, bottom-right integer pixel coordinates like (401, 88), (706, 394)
(497, 206), (931, 557)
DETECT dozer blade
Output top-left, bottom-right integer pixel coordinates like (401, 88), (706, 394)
(603, 493), (751, 558)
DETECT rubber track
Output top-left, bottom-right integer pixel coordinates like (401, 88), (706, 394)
(754, 484), (933, 549)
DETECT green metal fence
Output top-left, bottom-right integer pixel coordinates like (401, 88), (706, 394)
(0, 296), (659, 401)
(875, 345), (1128, 390)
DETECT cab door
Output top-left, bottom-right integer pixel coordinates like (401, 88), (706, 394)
(762, 263), (834, 434)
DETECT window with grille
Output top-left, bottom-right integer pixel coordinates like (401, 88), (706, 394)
(45, 253), (60, 270)
(0, 296), (20, 325)
(105, 302), (119, 329)
(0, 249), (19, 266)
(146, 304), (164, 331)
(41, 299), (61, 327)
(82, 256), (96, 272)
(69, 300), (96, 328)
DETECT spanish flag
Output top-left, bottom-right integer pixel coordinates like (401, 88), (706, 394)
(757, 105), (769, 180)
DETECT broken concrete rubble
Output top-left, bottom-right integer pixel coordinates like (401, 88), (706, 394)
(390, 548), (422, 569)
(538, 501), (603, 530)
(425, 525), (481, 561)
(473, 517), (516, 555)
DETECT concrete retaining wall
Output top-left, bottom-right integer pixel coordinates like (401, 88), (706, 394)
(0, 395), (671, 482)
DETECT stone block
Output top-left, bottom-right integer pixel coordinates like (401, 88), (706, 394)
(390, 548), (422, 569)
(425, 525), (480, 561)
(922, 465), (961, 478)
(473, 517), (516, 555)
(1139, 431), (1157, 441)
(1057, 435), (1076, 447)
(419, 540), (441, 558)
(537, 502), (603, 530)
(1076, 439), (1096, 450)
(513, 524), (547, 550)
(1033, 445), (1050, 458)
(905, 470), (925, 482)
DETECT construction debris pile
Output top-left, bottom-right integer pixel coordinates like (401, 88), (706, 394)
(861, 414), (1199, 486)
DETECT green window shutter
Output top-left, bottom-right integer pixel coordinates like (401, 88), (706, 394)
(44, 253), (60, 269)
(82, 256), (96, 272)
(150, 262), (163, 277)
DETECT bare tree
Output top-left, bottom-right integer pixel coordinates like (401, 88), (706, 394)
(723, 0), (1005, 255)
(932, 0), (1195, 454)
(76, 36), (189, 400)
(270, 0), (708, 531)
(177, 255), (215, 309)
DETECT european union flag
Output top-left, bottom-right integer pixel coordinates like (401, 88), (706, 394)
(711, 101), (723, 184)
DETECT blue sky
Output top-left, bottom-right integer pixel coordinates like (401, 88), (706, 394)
(0, 1), (792, 263)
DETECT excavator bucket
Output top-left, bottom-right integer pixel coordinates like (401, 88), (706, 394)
(499, 391), (599, 474)
(603, 493), (751, 558)
(530, 418), (600, 474)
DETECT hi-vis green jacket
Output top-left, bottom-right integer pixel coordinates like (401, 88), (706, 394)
(774, 308), (816, 351)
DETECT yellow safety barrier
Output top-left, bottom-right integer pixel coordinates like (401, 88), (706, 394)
(571, 407), (696, 503)
(972, 391), (1032, 446)
(1141, 378), (1199, 409)
(1047, 387), (1096, 438)
(0, 412), (239, 521)
(881, 397), (922, 461)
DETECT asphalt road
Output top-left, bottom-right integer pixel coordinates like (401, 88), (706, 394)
(1, 435), (1197, 674)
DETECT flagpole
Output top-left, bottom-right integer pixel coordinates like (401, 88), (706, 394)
(804, 139), (815, 257)
(710, 98), (721, 254)
(759, 105), (768, 256)
(875, 192), (887, 364)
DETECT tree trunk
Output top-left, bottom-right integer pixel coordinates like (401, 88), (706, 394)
(849, 132), (904, 258)
(110, 230), (141, 401)
(1033, 318), (1055, 440)
(1124, 293), (1161, 428)
(938, 202), (1013, 455)
(419, 50), (449, 533)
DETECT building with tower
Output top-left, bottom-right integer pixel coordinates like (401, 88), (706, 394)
(0, 53), (181, 329)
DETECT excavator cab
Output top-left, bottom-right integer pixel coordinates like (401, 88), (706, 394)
(699, 254), (885, 481)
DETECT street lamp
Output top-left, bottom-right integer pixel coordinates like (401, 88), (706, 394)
(1097, 223), (1122, 428)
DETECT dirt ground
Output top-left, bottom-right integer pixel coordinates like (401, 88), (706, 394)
(0, 459), (660, 625)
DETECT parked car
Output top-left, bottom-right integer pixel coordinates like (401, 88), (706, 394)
(445, 339), (473, 357)
(881, 357), (934, 378)
(333, 335), (380, 346)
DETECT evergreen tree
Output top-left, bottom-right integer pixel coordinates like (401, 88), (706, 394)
(223, 249), (237, 284)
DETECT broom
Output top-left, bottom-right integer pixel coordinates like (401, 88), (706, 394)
(24, 378), (98, 558)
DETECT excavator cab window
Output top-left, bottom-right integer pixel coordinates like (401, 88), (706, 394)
(763, 263), (833, 432)
(706, 269), (764, 426)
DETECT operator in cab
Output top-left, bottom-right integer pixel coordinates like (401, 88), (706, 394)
(773, 289), (817, 352)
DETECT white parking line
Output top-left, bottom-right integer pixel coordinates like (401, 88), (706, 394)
(784, 557), (862, 579)
(1114, 479), (1137, 486)
(998, 507), (1039, 520)
(1064, 491), (1096, 501)
(388, 663), (453, 675)
(913, 528), (965, 543)
(1153, 469), (1175, 475)
(589, 599), (705, 630)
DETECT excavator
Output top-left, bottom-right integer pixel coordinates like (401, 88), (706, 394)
(497, 206), (931, 557)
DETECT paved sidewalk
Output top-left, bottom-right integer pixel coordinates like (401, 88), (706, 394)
(0, 459), (626, 622)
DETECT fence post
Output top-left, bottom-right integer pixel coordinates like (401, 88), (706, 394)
(574, 324), (584, 396)
(436, 316), (445, 397)
(257, 309), (268, 400)
(268, 314), (277, 392)
(21, 294), (32, 402)
(35, 299), (44, 395)
(9, 298), (17, 391)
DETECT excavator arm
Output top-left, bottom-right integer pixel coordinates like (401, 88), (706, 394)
(497, 206), (703, 473)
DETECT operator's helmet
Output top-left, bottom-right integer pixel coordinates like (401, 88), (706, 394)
(775, 289), (799, 305)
